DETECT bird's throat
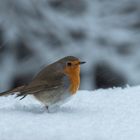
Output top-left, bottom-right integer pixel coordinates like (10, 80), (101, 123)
(64, 66), (80, 94)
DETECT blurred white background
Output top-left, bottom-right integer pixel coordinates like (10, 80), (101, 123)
(0, 0), (140, 91)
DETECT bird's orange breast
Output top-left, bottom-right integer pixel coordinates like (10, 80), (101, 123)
(64, 65), (80, 95)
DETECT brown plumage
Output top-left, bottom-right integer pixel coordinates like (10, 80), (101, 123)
(0, 56), (85, 111)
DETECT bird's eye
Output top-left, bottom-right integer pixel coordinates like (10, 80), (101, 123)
(67, 62), (72, 66)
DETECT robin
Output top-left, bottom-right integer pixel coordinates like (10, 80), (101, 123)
(0, 56), (85, 112)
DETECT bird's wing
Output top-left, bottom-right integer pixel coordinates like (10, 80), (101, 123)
(16, 73), (69, 99)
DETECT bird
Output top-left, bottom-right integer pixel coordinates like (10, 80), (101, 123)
(0, 56), (86, 112)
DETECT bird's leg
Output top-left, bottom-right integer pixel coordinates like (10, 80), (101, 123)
(45, 105), (60, 113)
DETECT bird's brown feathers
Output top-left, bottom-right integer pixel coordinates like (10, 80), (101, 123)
(0, 56), (80, 99)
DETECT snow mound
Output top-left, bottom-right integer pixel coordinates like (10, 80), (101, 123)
(0, 86), (140, 140)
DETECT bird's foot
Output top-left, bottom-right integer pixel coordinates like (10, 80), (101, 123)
(46, 105), (60, 113)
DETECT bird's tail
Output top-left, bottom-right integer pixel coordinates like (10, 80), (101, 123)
(0, 85), (25, 97)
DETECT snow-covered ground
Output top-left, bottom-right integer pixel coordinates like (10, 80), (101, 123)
(0, 86), (140, 140)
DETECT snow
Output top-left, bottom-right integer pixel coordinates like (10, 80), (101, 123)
(0, 86), (140, 140)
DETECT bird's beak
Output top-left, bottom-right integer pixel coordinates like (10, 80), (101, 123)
(79, 61), (86, 65)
